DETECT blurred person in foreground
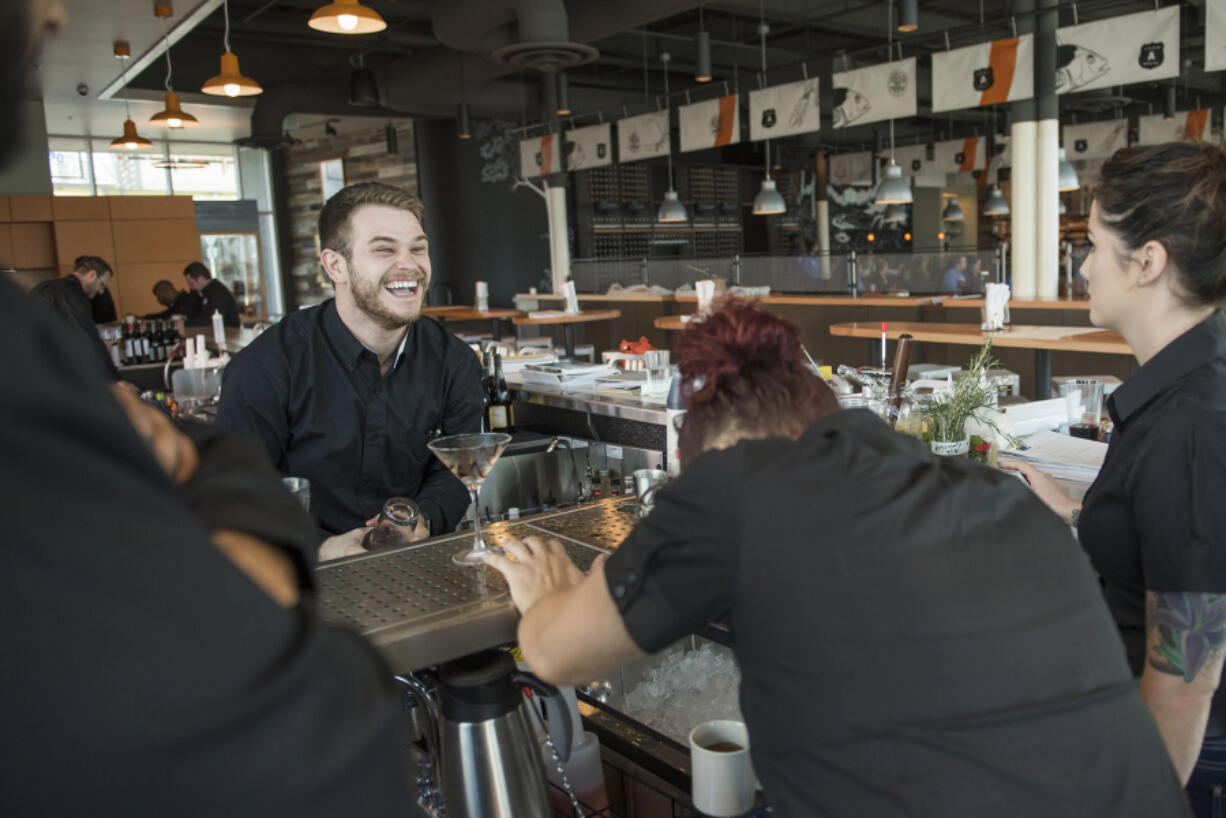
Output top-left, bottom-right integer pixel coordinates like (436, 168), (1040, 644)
(1005, 141), (1226, 816)
(1, 3), (411, 815)
(486, 300), (1191, 817)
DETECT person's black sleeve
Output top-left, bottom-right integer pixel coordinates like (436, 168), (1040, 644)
(603, 445), (743, 654)
(1, 275), (411, 817)
(31, 279), (120, 381)
(217, 282), (241, 327)
(185, 282), (238, 327)
(414, 338), (484, 534)
(215, 347), (291, 471)
(1130, 413), (1226, 592)
(91, 287), (117, 323)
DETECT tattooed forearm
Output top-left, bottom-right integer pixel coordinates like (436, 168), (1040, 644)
(1146, 591), (1226, 683)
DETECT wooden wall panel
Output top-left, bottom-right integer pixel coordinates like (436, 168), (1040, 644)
(53, 219), (116, 272)
(108, 195), (195, 221)
(113, 261), (187, 318)
(11, 222), (57, 268)
(0, 224), (14, 266)
(53, 196), (110, 221)
(111, 218), (199, 263)
(0, 196), (12, 223)
(11, 195), (52, 222)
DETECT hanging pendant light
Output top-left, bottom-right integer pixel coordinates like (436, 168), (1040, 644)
(695, 3), (712, 82)
(983, 184), (1009, 216)
(556, 72), (571, 116)
(1057, 147), (1079, 192)
(942, 196), (964, 222)
(110, 42), (153, 150)
(457, 102), (472, 139)
(883, 203), (907, 223)
(898, 0), (918, 31)
(1163, 83), (1176, 121)
(875, 160), (912, 204)
(657, 52), (688, 224)
(150, 7), (198, 127)
(202, 0), (262, 96)
(309, 0), (386, 34)
(349, 54), (379, 106)
(752, 21), (785, 216)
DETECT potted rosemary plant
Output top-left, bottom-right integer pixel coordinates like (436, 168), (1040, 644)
(919, 340), (1009, 459)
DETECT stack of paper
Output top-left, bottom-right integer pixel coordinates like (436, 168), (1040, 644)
(520, 360), (616, 386)
(999, 429), (1108, 483)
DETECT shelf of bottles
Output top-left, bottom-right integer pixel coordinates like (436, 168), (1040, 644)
(108, 317), (178, 369)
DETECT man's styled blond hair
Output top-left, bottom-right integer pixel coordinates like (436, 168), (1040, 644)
(318, 182), (426, 261)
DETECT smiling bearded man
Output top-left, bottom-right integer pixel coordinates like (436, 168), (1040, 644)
(217, 183), (483, 552)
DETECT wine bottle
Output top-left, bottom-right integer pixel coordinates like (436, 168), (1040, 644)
(121, 316), (136, 365)
(480, 349), (494, 432)
(487, 351), (515, 432)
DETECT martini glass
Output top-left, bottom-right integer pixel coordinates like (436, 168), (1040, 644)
(427, 432), (512, 566)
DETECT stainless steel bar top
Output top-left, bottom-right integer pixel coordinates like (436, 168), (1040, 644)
(317, 499), (638, 673)
(508, 376), (668, 426)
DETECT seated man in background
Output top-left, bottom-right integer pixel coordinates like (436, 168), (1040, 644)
(2, 2), (412, 815)
(30, 254), (119, 381)
(217, 182), (483, 555)
(183, 261), (239, 328)
(487, 300), (1192, 818)
(143, 278), (200, 321)
(942, 253), (968, 294)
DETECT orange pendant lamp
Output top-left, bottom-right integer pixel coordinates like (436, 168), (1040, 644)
(110, 41), (153, 150)
(309, 0), (387, 34)
(150, 4), (198, 127)
(202, 0), (262, 96)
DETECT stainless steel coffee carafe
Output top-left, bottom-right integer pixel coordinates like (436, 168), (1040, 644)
(403, 649), (573, 818)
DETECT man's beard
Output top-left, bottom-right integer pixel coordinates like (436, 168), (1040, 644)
(0, 5), (34, 169)
(349, 270), (423, 332)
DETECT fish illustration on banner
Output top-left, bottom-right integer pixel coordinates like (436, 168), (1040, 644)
(931, 137), (986, 174)
(518, 133), (558, 178)
(831, 57), (917, 129)
(890, 143), (929, 177)
(749, 78), (820, 141)
(616, 111), (670, 162)
(931, 34), (1034, 112)
(1055, 7), (1179, 95)
(1062, 120), (1128, 160)
(1137, 109), (1210, 145)
(678, 95), (740, 153)
(1209, 0), (1226, 72)
(828, 151), (874, 186)
(563, 123), (612, 171)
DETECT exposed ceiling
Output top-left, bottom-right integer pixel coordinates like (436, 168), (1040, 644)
(32, 0), (1226, 152)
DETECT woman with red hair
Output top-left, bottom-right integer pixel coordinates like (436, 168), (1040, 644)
(486, 301), (1189, 817)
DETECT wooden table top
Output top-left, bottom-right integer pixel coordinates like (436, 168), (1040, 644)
(516, 292), (676, 303)
(512, 308), (622, 326)
(934, 296), (1092, 311)
(829, 321), (1132, 356)
(674, 292), (937, 307)
(653, 315), (692, 331)
(422, 306), (523, 321)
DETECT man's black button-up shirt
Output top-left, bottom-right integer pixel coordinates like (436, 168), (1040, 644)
(216, 299), (483, 536)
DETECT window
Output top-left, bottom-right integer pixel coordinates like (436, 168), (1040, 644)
(168, 143), (240, 201)
(48, 138), (240, 200)
(48, 137), (93, 196)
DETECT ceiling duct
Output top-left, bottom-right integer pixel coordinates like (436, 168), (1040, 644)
(433, 0), (598, 70)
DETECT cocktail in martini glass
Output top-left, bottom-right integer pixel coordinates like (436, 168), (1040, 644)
(427, 432), (512, 566)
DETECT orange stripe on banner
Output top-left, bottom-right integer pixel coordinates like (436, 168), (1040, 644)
(540, 134), (553, 173)
(979, 38), (1019, 107)
(714, 96), (737, 146)
(1185, 109), (1208, 141)
(960, 138), (979, 172)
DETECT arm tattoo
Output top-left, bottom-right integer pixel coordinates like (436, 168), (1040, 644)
(1147, 591), (1226, 683)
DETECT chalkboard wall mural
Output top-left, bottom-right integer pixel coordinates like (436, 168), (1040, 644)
(474, 118), (519, 184)
(828, 184), (911, 253)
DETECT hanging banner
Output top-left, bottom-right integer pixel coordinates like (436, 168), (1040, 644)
(518, 134), (559, 178)
(931, 137), (987, 174)
(749, 78), (820, 141)
(563, 123), (612, 171)
(828, 151), (874, 186)
(890, 143), (930, 177)
(1063, 120), (1129, 160)
(931, 34), (1035, 112)
(1137, 109), (1211, 146)
(1055, 7), (1179, 95)
(616, 111), (670, 162)
(831, 57), (917, 129)
(678, 95), (740, 153)
(1209, 0), (1226, 71)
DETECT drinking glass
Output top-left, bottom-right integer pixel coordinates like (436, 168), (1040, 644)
(427, 432), (512, 566)
(1061, 379), (1105, 440)
(281, 477), (311, 512)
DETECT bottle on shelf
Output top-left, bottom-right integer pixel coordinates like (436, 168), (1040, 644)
(480, 349), (494, 432)
(487, 351), (515, 433)
(121, 316), (137, 366)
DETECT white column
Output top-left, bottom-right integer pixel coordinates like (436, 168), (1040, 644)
(1010, 120), (1038, 298)
(547, 184), (571, 296)
(816, 199), (832, 279)
(1035, 119), (1061, 298)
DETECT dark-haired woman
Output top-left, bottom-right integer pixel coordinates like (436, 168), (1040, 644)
(486, 301), (1189, 817)
(1005, 141), (1226, 816)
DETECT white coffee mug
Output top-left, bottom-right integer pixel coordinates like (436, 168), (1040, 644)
(689, 719), (753, 817)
